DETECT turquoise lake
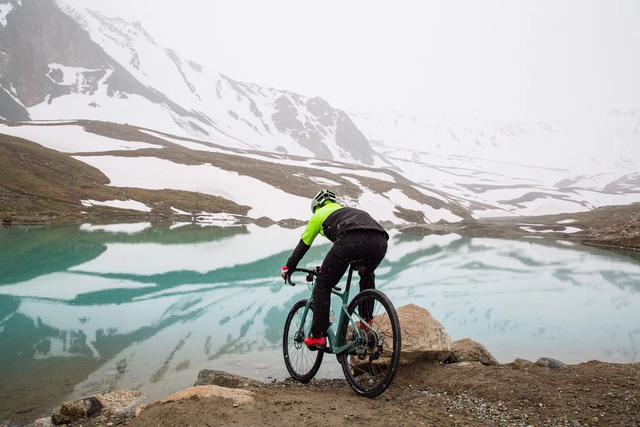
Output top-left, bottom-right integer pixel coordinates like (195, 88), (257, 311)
(1, 223), (639, 422)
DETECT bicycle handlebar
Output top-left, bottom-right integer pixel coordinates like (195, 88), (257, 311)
(285, 267), (319, 287)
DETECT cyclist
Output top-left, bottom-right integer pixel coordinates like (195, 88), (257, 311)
(281, 189), (389, 349)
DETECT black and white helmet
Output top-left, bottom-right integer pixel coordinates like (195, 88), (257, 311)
(311, 189), (336, 213)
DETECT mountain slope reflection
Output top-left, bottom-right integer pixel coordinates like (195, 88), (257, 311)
(1, 224), (639, 414)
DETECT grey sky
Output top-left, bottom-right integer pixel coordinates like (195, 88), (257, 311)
(82, 0), (640, 120)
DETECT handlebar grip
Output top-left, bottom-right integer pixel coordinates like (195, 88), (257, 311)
(286, 277), (296, 287)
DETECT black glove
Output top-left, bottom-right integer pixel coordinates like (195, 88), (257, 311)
(281, 266), (292, 282)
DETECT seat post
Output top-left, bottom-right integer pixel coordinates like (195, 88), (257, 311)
(344, 264), (354, 295)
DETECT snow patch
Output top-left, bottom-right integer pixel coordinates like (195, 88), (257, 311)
(520, 226), (583, 234)
(46, 63), (103, 87)
(307, 176), (341, 187)
(357, 187), (403, 223)
(0, 124), (162, 153)
(81, 199), (152, 212)
(385, 189), (463, 223)
(0, 2), (14, 27)
(171, 207), (192, 215)
(557, 219), (578, 224)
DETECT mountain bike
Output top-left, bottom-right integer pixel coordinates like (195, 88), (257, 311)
(282, 264), (401, 397)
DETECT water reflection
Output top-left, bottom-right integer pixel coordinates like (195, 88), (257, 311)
(1, 223), (640, 421)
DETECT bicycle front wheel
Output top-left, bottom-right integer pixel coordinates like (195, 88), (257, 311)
(339, 289), (401, 397)
(283, 299), (323, 383)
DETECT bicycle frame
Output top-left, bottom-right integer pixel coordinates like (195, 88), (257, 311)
(293, 265), (367, 355)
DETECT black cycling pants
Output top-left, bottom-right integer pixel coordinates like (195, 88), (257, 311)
(312, 230), (388, 337)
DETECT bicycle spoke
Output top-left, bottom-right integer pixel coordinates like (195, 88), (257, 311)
(284, 302), (322, 381)
(341, 290), (400, 396)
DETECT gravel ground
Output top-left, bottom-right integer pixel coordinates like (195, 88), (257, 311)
(128, 360), (640, 427)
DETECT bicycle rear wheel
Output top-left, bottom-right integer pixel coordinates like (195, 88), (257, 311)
(283, 299), (323, 382)
(339, 289), (401, 397)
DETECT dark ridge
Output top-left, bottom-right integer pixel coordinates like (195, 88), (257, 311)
(0, 87), (30, 121)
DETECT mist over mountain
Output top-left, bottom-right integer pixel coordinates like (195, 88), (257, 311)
(1, 0), (639, 223)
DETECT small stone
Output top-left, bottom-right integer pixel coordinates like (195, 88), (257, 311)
(33, 418), (54, 427)
(511, 358), (534, 369)
(51, 413), (72, 425)
(52, 397), (103, 425)
(535, 357), (567, 369)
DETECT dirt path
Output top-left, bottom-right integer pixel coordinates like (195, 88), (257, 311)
(130, 360), (640, 426)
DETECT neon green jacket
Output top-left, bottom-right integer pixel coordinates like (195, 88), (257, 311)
(285, 201), (387, 270)
(301, 201), (343, 246)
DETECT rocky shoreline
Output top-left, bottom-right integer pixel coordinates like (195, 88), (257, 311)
(19, 305), (640, 427)
(399, 203), (640, 253)
(5, 203), (639, 254)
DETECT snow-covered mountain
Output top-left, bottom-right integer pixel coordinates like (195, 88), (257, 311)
(352, 110), (640, 217)
(0, 0), (374, 165)
(1, 0), (639, 223)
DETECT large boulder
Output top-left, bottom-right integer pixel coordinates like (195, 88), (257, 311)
(194, 369), (260, 388)
(369, 304), (452, 364)
(347, 304), (452, 373)
(447, 338), (498, 366)
(396, 304), (452, 364)
(135, 385), (255, 417)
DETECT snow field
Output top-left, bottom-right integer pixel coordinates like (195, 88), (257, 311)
(0, 124), (162, 153)
(73, 155), (310, 221)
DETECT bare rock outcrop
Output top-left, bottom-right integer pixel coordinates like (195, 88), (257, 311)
(135, 385), (255, 417)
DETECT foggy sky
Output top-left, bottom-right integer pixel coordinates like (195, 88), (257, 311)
(82, 0), (640, 121)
